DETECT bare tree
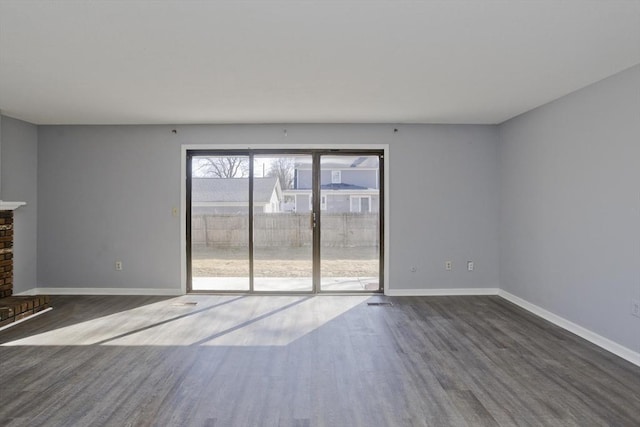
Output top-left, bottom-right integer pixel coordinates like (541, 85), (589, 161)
(267, 157), (295, 189)
(194, 157), (248, 178)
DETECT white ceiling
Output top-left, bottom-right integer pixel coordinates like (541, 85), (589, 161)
(1, 0), (639, 125)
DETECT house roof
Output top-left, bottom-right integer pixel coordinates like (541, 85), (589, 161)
(295, 156), (379, 169)
(192, 177), (280, 204)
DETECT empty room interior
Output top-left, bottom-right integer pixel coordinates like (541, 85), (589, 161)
(0, 1), (639, 426)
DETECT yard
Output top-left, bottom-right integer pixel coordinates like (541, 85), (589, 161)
(191, 246), (379, 278)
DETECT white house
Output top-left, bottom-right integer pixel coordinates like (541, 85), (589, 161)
(192, 177), (282, 214)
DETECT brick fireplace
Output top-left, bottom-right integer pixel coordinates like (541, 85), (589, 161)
(0, 210), (14, 298)
(0, 209), (50, 328)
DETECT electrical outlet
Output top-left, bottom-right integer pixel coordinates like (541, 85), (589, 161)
(445, 261), (452, 271)
(115, 261), (123, 271)
(172, 207), (179, 217)
(632, 299), (640, 318)
(467, 261), (474, 271)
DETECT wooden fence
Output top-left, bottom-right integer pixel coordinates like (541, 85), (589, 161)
(192, 213), (379, 247)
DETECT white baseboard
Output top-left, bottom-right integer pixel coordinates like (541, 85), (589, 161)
(498, 290), (640, 367)
(14, 287), (184, 296)
(385, 288), (499, 296)
(19, 287), (499, 297)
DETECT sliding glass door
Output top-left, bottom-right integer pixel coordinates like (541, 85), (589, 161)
(187, 149), (383, 294)
(319, 155), (381, 292)
(253, 154), (313, 292)
(188, 154), (251, 292)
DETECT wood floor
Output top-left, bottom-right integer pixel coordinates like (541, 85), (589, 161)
(0, 295), (638, 426)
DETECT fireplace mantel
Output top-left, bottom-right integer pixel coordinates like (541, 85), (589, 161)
(0, 201), (26, 211)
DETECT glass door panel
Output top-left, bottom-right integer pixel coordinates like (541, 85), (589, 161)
(319, 155), (381, 292)
(253, 155), (313, 292)
(190, 154), (250, 291)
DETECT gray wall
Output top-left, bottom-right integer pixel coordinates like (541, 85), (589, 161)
(499, 64), (640, 353)
(1, 116), (38, 294)
(37, 124), (500, 292)
(37, 126), (180, 289)
(390, 125), (500, 290)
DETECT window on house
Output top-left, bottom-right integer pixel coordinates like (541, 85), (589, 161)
(331, 170), (341, 184)
(321, 195), (327, 210)
(350, 196), (371, 213)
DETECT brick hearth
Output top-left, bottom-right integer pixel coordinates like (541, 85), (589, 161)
(0, 210), (50, 328)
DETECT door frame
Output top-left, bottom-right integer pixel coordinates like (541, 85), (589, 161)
(180, 144), (390, 295)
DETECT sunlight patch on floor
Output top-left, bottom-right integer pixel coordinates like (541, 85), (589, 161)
(199, 296), (368, 346)
(1, 296), (370, 347)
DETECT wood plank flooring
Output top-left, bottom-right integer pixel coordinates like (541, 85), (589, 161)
(0, 295), (638, 426)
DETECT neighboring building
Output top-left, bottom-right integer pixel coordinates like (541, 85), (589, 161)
(283, 156), (380, 213)
(192, 177), (282, 214)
